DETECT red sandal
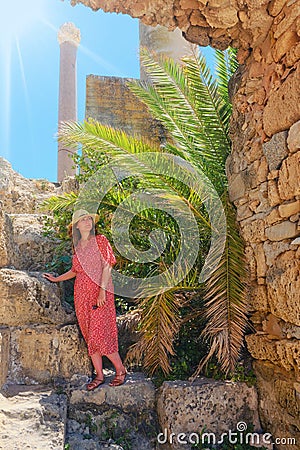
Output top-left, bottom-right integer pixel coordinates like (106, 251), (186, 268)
(87, 376), (105, 391)
(109, 369), (127, 387)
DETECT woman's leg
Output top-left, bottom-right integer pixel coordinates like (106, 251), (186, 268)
(87, 352), (105, 390)
(106, 352), (126, 386)
(91, 351), (104, 378)
(106, 351), (125, 373)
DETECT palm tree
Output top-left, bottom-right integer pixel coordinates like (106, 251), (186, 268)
(44, 47), (248, 377)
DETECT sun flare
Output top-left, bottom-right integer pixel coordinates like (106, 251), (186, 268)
(0, 0), (46, 40)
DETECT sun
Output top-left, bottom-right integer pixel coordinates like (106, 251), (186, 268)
(0, 0), (46, 41)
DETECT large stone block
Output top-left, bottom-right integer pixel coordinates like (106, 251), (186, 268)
(0, 328), (10, 388)
(9, 324), (91, 384)
(278, 200), (300, 218)
(0, 157), (59, 214)
(246, 334), (300, 372)
(265, 221), (298, 241)
(156, 378), (260, 449)
(0, 269), (75, 327)
(69, 373), (157, 450)
(253, 361), (300, 450)
(278, 151), (300, 200)
(8, 214), (61, 271)
(266, 259), (300, 326)
(263, 64), (300, 137)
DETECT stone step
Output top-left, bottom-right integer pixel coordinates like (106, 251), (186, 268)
(0, 385), (67, 450)
(66, 371), (158, 450)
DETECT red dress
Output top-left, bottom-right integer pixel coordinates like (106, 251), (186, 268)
(71, 234), (118, 357)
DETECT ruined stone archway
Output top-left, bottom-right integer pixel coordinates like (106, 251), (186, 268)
(70, 1), (300, 447)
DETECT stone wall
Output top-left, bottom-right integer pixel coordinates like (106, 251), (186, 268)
(69, 0), (300, 447)
(0, 158), (92, 386)
(86, 75), (162, 145)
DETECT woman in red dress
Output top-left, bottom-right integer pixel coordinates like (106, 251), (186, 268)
(43, 209), (126, 390)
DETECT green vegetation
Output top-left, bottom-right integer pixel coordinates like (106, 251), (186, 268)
(43, 47), (249, 380)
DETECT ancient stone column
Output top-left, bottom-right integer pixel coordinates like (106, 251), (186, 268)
(57, 23), (81, 182)
(139, 22), (196, 81)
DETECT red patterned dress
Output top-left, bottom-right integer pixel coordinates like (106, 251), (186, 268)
(71, 234), (118, 357)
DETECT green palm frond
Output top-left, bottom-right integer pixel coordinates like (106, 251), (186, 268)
(58, 119), (159, 157)
(129, 49), (222, 175)
(59, 121), (212, 231)
(183, 54), (231, 167)
(41, 191), (78, 212)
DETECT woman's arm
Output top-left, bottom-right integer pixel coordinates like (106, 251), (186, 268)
(96, 264), (112, 307)
(43, 270), (76, 283)
(100, 264), (112, 290)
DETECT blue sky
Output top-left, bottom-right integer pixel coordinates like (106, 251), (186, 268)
(0, 0), (140, 181)
(0, 1), (214, 183)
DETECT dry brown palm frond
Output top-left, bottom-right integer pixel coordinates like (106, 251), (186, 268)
(191, 194), (248, 378)
(125, 290), (183, 375)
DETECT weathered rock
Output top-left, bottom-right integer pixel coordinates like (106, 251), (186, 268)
(0, 269), (75, 327)
(0, 211), (13, 268)
(265, 221), (298, 241)
(278, 200), (300, 218)
(4, 214), (60, 271)
(287, 120), (300, 152)
(267, 180), (281, 207)
(278, 151), (300, 200)
(228, 172), (247, 201)
(263, 240), (291, 266)
(263, 64), (300, 137)
(69, 372), (157, 450)
(246, 334), (300, 372)
(266, 258), (300, 326)
(253, 361), (300, 450)
(240, 215), (267, 243)
(0, 387), (67, 450)
(262, 130), (288, 171)
(9, 324), (91, 384)
(0, 329), (9, 388)
(156, 378), (261, 450)
(0, 157), (59, 214)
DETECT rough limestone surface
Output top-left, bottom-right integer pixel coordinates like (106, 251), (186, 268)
(9, 324), (91, 384)
(0, 157), (60, 214)
(69, 0), (278, 57)
(253, 361), (300, 450)
(0, 386), (67, 450)
(68, 372), (158, 450)
(3, 213), (60, 271)
(156, 378), (261, 450)
(0, 268), (75, 327)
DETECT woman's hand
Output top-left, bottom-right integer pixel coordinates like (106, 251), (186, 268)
(43, 273), (59, 282)
(97, 288), (106, 307)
